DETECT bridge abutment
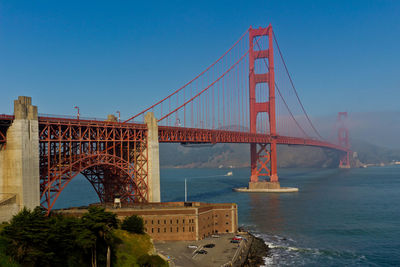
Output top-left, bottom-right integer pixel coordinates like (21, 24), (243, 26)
(145, 112), (161, 202)
(0, 96), (40, 221)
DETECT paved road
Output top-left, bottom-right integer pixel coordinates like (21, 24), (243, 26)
(154, 233), (251, 267)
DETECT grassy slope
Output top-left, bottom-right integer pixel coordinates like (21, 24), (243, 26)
(114, 229), (155, 267)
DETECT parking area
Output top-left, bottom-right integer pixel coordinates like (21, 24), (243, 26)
(154, 233), (251, 267)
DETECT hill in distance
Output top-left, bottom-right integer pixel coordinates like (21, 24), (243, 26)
(159, 138), (400, 169)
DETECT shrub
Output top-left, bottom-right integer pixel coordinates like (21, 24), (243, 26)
(121, 215), (145, 234)
(137, 254), (168, 267)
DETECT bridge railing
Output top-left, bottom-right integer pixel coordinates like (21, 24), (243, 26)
(38, 113), (145, 125)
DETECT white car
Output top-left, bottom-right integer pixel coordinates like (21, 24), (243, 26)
(187, 245), (198, 249)
(211, 234), (220, 238)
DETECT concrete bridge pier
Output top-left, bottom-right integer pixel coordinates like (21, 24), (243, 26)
(0, 96), (40, 221)
(145, 112), (161, 202)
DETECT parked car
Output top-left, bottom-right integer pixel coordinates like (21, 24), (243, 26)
(196, 249), (208, 254)
(187, 245), (198, 249)
(232, 237), (242, 241)
(234, 235), (243, 239)
(230, 240), (240, 243)
(211, 234), (220, 238)
(204, 244), (215, 248)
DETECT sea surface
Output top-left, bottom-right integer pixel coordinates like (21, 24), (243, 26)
(55, 166), (400, 266)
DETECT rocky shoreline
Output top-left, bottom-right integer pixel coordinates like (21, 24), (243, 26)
(231, 232), (270, 267)
(243, 234), (270, 266)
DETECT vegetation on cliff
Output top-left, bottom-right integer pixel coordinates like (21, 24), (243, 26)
(0, 207), (166, 267)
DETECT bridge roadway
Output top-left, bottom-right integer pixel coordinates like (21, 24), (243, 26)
(0, 114), (349, 153)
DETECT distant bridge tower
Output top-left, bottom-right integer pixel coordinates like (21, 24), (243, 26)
(338, 112), (351, 168)
(248, 25), (280, 189)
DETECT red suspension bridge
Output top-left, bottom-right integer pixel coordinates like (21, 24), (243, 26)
(0, 25), (350, 212)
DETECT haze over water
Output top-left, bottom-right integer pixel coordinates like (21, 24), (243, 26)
(56, 166), (400, 266)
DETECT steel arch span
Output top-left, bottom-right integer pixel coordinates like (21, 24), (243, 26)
(38, 118), (149, 211)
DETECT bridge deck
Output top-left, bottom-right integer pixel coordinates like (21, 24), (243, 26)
(0, 115), (349, 152)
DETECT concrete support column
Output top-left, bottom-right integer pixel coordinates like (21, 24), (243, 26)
(0, 96), (40, 215)
(144, 112), (160, 202)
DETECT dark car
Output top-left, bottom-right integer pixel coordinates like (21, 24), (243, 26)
(196, 249), (208, 254)
(230, 240), (240, 243)
(204, 244), (215, 248)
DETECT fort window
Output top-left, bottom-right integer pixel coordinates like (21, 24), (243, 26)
(226, 214), (229, 217)
(183, 227), (185, 232)
(170, 227), (172, 232)
(177, 227), (179, 232)
(158, 220), (160, 224)
(151, 220), (154, 224)
(158, 228), (160, 233)
(176, 219), (179, 224)
(170, 219), (172, 224)
(226, 229), (229, 233)
(164, 219), (166, 224)
(152, 228), (154, 233)
(183, 219), (185, 224)
(164, 228), (166, 233)
(145, 220), (147, 224)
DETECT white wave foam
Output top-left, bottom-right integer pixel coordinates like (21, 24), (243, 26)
(262, 256), (274, 266)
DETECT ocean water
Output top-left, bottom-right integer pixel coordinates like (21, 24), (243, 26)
(55, 166), (400, 266)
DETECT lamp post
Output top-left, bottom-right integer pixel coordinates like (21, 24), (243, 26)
(74, 106), (80, 120)
(116, 111), (121, 122)
(184, 178), (187, 202)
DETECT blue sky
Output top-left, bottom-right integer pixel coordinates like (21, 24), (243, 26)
(1, 0), (399, 119)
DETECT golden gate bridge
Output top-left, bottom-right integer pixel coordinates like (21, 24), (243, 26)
(0, 25), (350, 212)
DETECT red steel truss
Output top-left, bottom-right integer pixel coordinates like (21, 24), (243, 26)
(0, 115), (13, 145)
(38, 117), (148, 211)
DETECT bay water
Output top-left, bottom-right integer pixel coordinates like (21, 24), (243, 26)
(55, 166), (400, 266)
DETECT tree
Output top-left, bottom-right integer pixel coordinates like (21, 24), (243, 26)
(1, 207), (54, 266)
(121, 215), (145, 234)
(0, 206), (121, 267)
(80, 206), (119, 267)
(48, 214), (86, 266)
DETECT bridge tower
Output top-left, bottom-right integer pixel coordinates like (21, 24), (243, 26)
(248, 25), (280, 189)
(0, 96), (40, 222)
(338, 112), (351, 168)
